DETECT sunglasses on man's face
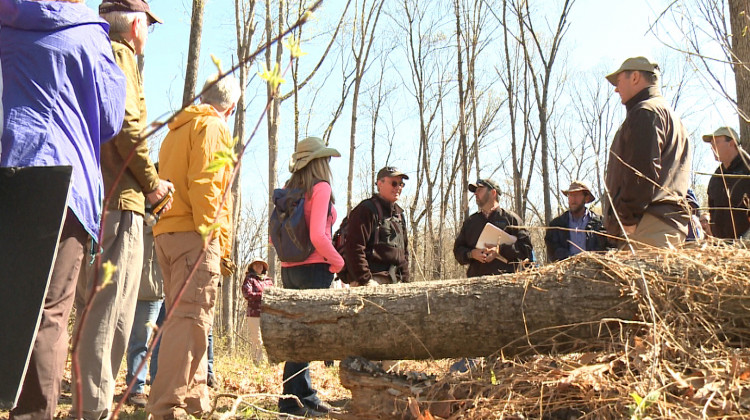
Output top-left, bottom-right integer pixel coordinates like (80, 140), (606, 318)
(391, 180), (405, 188)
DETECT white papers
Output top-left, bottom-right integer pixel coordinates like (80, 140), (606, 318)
(476, 222), (517, 249)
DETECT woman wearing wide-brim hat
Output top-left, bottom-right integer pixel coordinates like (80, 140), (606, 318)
(277, 136), (343, 417)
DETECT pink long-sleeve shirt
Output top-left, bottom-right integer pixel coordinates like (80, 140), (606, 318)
(280, 181), (344, 273)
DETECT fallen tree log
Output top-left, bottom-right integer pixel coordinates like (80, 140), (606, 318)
(261, 246), (750, 363)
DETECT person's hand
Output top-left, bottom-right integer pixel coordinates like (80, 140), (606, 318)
(483, 246), (499, 263)
(471, 248), (492, 263)
(220, 257), (236, 276)
(147, 179), (175, 212)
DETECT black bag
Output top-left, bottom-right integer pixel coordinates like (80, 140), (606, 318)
(269, 187), (314, 262)
(332, 199), (381, 283)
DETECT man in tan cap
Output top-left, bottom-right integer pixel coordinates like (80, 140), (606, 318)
(703, 126), (750, 239)
(603, 56), (692, 248)
(344, 166), (411, 285)
(545, 180), (607, 262)
(72, 1), (172, 418)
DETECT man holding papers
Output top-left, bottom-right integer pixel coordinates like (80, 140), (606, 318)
(453, 178), (533, 277)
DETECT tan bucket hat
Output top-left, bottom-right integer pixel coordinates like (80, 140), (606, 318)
(289, 137), (340, 173)
(605, 56), (660, 86)
(249, 259), (269, 274)
(562, 180), (595, 203)
(702, 126), (739, 143)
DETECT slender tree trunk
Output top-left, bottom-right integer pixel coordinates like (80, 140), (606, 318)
(730, 0), (750, 151)
(182, 0), (205, 107)
(455, 0), (469, 220)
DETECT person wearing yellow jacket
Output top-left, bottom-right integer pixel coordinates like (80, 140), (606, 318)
(147, 73), (240, 420)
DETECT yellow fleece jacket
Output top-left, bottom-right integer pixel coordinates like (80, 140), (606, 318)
(154, 104), (234, 258)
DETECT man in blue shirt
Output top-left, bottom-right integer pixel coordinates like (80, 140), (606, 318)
(545, 180), (607, 262)
(0, 0), (126, 418)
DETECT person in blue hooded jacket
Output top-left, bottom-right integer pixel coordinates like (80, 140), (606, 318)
(0, 0), (126, 418)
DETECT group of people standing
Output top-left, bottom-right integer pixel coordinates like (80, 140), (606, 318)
(2, 0), (750, 417)
(2, 0), (238, 418)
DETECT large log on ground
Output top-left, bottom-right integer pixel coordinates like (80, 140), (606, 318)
(261, 246), (750, 363)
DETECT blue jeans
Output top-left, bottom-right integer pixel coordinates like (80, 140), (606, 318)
(278, 263), (333, 412)
(126, 300), (163, 393)
(207, 327), (214, 378)
(150, 301), (166, 381)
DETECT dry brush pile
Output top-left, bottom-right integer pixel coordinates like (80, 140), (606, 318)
(342, 242), (750, 419)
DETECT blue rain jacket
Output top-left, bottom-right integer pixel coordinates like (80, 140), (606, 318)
(0, 0), (126, 239)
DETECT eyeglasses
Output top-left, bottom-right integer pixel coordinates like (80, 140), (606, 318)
(391, 180), (405, 188)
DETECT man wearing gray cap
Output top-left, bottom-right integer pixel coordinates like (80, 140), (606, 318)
(603, 56), (692, 248)
(344, 166), (410, 285)
(72, 1), (173, 418)
(703, 126), (750, 239)
(545, 180), (607, 262)
(453, 179), (533, 277)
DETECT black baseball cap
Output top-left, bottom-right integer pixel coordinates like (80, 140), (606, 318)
(100, 0), (163, 24)
(468, 178), (500, 193)
(376, 166), (409, 180)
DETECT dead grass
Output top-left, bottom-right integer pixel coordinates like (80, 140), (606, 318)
(380, 241), (750, 419)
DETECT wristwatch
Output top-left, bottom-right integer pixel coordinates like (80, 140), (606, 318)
(466, 250), (473, 260)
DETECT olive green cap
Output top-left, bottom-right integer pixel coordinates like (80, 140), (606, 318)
(702, 126), (739, 143)
(605, 56), (660, 86)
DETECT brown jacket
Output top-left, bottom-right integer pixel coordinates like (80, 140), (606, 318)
(344, 195), (409, 283)
(101, 37), (159, 215)
(707, 148), (750, 239)
(604, 86), (691, 235)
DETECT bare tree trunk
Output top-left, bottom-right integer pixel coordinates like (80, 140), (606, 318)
(224, 0), (257, 353)
(455, 0), (469, 221)
(182, 0), (205, 107)
(265, 0), (282, 280)
(730, 0), (750, 151)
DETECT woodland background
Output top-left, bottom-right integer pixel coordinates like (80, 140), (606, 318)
(82, 0), (750, 351)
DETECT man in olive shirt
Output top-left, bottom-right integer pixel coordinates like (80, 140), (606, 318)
(72, 1), (173, 418)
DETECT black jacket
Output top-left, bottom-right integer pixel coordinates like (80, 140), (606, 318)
(707, 148), (750, 239)
(453, 207), (533, 277)
(544, 209), (607, 262)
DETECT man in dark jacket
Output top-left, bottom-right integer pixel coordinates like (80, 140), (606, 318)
(703, 126), (750, 239)
(345, 166), (410, 285)
(453, 179), (533, 277)
(603, 56), (692, 248)
(545, 180), (607, 262)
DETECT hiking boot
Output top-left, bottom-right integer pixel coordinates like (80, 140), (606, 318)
(303, 400), (338, 414)
(280, 406), (325, 418)
(127, 393), (148, 408)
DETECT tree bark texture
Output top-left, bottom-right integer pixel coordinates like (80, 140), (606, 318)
(182, 0), (205, 107)
(730, 0), (750, 151)
(261, 249), (750, 364)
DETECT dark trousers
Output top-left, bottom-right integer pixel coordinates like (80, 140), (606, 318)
(11, 209), (87, 420)
(278, 263), (332, 412)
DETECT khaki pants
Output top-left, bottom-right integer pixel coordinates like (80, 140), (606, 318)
(72, 210), (143, 420)
(11, 210), (86, 420)
(147, 232), (220, 419)
(623, 212), (686, 249)
(244, 316), (264, 364)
